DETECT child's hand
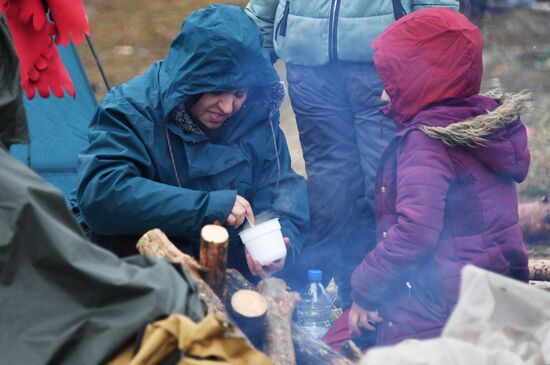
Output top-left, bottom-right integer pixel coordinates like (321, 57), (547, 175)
(348, 302), (383, 336)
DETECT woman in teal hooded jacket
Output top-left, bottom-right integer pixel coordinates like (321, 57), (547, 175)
(72, 5), (309, 279)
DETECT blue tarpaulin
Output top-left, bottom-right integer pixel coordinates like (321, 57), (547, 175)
(10, 43), (97, 199)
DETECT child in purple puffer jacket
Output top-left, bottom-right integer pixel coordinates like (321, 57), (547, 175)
(324, 7), (531, 349)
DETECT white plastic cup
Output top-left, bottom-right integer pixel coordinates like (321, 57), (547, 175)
(238, 218), (287, 265)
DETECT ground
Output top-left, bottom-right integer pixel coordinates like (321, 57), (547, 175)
(77, 0), (550, 251)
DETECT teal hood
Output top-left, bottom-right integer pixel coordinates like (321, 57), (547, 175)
(159, 4), (279, 120)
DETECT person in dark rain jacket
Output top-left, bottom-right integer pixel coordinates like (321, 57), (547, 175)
(324, 8), (531, 349)
(246, 0), (459, 307)
(72, 5), (309, 279)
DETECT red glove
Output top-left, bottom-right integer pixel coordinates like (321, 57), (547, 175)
(47, 0), (89, 46)
(4, 11), (54, 97)
(1, 0), (87, 99)
(1, 0), (48, 31)
(27, 41), (75, 98)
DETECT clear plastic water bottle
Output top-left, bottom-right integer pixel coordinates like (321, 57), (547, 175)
(295, 269), (333, 339)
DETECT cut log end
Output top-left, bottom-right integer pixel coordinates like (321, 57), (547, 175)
(200, 225), (229, 300)
(231, 290), (268, 318)
(201, 224), (229, 244)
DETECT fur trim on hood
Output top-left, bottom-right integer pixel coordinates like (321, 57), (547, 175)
(256, 81), (285, 116)
(420, 90), (533, 147)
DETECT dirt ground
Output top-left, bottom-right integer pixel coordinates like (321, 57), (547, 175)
(77, 1), (550, 250)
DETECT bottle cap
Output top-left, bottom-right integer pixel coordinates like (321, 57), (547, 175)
(307, 269), (322, 281)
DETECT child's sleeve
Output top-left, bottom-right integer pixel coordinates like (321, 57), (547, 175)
(351, 130), (454, 310)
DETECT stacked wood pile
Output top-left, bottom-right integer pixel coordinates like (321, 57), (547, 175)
(136, 227), (355, 365)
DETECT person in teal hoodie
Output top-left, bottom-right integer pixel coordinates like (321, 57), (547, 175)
(246, 0), (459, 306)
(71, 5), (309, 280)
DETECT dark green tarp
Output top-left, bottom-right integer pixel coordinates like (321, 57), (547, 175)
(0, 148), (206, 364)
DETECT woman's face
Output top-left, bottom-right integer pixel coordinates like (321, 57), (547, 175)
(190, 89), (249, 129)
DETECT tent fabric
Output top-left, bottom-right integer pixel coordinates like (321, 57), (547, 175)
(0, 147), (206, 365)
(10, 42), (97, 199)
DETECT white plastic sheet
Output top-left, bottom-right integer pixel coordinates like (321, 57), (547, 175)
(361, 265), (550, 365)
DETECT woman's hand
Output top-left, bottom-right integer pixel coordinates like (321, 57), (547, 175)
(348, 301), (383, 336)
(226, 195), (254, 228)
(245, 237), (290, 278)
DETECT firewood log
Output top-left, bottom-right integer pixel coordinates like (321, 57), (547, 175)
(199, 224), (229, 300)
(258, 278), (301, 365)
(136, 229), (238, 335)
(226, 268), (256, 297)
(529, 259), (550, 281)
(136, 228), (206, 274)
(519, 196), (550, 243)
(230, 289), (268, 346)
(226, 269), (355, 365)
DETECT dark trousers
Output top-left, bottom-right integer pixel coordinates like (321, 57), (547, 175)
(285, 61), (398, 307)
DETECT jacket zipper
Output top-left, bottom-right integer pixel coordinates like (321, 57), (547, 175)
(278, 1), (290, 37)
(329, 0), (341, 62)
